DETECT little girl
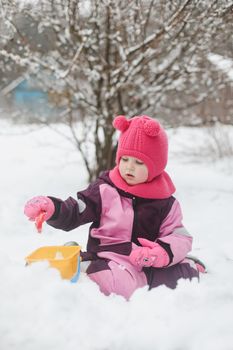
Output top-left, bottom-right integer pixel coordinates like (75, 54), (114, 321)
(24, 115), (205, 299)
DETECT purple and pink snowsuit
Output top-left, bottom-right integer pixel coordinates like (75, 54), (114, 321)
(47, 171), (199, 299)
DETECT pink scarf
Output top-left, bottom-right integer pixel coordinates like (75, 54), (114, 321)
(109, 167), (176, 199)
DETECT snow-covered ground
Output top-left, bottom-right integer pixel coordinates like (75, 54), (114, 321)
(0, 120), (233, 350)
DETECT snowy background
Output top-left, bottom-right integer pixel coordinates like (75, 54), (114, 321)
(0, 120), (233, 350)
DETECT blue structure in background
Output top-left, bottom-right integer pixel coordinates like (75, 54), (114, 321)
(12, 79), (53, 115)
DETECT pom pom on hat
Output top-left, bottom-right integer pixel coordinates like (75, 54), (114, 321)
(113, 115), (130, 132)
(113, 115), (162, 137)
(143, 118), (161, 137)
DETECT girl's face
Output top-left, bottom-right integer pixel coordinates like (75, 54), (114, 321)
(119, 156), (148, 185)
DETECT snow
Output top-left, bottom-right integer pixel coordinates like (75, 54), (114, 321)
(0, 121), (233, 350)
(208, 53), (233, 81)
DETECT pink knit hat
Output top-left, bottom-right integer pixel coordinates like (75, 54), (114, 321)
(113, 115), (168, 181)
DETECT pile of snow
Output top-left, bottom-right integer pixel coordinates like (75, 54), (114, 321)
(0, 121), (233, 350)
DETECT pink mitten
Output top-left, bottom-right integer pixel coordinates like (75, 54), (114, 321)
(24, 196), (55, 221)
(129, 237), (170, 268)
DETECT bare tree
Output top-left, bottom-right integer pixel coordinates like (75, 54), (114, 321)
(0, 0), (232, 180)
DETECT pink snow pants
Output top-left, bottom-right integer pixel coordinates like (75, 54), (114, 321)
(86, 256), (200, 300)
(86, 257), (147, 300)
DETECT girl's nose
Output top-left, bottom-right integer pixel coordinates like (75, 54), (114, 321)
(127, 160), (134, 170)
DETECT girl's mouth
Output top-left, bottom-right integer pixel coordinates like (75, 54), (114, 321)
(125, 173), (134, 178)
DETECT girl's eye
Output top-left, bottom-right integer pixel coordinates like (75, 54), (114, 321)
(122, 157), (128, 162)
(136, 160), (144, 165)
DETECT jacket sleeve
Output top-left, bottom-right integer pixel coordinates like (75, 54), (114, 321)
(157, 199), (193, 266)
(46, 179), (102, 232)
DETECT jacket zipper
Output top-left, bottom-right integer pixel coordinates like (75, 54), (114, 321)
(131, 196), (138, 244)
